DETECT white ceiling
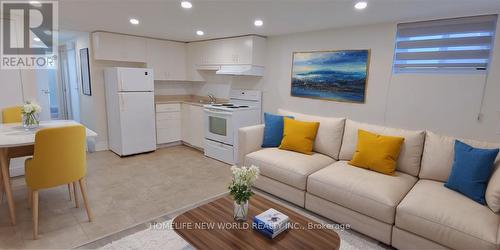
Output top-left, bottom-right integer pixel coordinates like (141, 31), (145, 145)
(58, 0), (500, 42)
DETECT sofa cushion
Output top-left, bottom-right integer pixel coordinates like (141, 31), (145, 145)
(396, 180), (499, 249)
(279, 117), (319, 155)
(339, 119), (425, 177)
(307, 161), (417, 224)
(262, 112), (293, 148)
(419, 132), (500, 212)
(445, 140), (499, 205)
(245, 148), (334, 190)
(349, 129), (405, 175)
(277, 109), (345, 160)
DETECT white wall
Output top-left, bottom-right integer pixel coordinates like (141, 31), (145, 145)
(187, 72), (263, 99)
(262, 23), (395, 122)
(155, 81), (193, 96)
(261, 18), (500, 143)
(0, 70), (24, 123)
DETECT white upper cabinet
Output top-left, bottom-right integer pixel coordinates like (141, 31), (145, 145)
(92, 32), (147, 62)
(186, 42), (205, 81)
(146, 39), (187, 81)
(92, 32), (266, 82)
(188, 35), (266, 67)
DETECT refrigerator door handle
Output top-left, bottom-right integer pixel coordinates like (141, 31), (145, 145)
(119, 95), (125, 112)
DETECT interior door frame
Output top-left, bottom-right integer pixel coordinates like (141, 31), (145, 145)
(57, 44), (71, 119)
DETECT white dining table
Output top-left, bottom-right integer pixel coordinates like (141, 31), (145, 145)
(0, 120), (97, 225)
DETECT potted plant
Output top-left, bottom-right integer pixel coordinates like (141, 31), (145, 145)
(228, 165), (260, 221)
(21, 101), (42, 129)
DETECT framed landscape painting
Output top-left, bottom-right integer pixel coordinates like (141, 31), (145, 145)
(291, 50), (370, 103)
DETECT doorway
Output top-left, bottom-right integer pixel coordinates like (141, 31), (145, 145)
(57, 42), (80, 121)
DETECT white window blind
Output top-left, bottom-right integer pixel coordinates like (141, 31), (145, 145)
(394, 15), (498, 73)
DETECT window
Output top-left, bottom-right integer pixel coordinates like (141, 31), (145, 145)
(394, 15), (498, 73)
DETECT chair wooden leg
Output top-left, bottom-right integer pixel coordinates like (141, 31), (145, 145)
(27, 189), (32, 209)
(73, 182), (79, 208)
(0, 172), (4, 203)
(32, 190), (39, 240)
(0, 149), (15, 225)
(67, 184), (72, 201)
(79, 178), (93, 222)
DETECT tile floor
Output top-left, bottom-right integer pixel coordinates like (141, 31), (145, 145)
(0, 146), (231, 249)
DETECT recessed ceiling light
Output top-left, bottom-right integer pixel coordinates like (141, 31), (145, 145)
(129, 18), (140, 25)
(181, 1), (192, 9)
(43, 30), (52, 35)
(254, 19), (264, 27)
(354, 1), (367, 10)
(33, 37), (41, 42)
(196, 30), (204, 36)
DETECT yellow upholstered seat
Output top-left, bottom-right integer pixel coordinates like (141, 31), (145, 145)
(25, 125), (92, 239)
(2, 106), (22, 123)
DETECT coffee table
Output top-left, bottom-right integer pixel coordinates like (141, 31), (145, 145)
(173, 194), (340, 249)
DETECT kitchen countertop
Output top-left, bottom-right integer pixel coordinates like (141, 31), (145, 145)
(154, 95), (228, 107)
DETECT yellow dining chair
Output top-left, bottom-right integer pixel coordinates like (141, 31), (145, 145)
(25, 125), (93, 239)
(2, 106), (22, 123)
(1, 106), (74, 202)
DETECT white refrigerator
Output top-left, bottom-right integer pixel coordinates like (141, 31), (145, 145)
(104, 67), (156, 156)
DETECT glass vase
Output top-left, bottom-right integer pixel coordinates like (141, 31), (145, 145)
(23, 113), (39, 130)
(233, 200), (249, 221)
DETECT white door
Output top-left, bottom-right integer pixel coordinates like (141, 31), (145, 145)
(118, 92), (156, 155)
(34, 69), (52, 120)
(118, 68), (154, 92)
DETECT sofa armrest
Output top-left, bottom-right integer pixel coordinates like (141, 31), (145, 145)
(238, 124), (264, 166)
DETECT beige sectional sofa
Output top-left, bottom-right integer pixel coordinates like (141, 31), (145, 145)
(238, 109), (500, 249)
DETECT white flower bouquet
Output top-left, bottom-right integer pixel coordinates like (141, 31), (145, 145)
(22, 101), (42, 129)
(228, 165), (260, 221)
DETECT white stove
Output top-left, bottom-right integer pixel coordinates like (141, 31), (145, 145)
(204, 103), (254, 111)
(204, 90), (262, 165)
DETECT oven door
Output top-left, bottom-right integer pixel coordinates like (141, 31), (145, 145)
(204, 108), (234, 145)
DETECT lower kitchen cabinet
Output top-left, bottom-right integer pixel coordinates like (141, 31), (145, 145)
(155, 102), (205, 149)
(181, 103), (205, 149)
(156, 104), (181, 144)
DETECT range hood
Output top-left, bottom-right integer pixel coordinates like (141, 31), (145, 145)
(215, 65), (265, 76)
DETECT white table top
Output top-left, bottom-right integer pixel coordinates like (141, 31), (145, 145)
(0, 120), (98, 148)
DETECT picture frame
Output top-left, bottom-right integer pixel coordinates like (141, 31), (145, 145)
(80, 48), (92, 96)
(290, 49), (370, 103)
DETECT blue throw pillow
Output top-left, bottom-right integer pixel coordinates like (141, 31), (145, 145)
(444, 140), (499, 205)
(262, 113), (293, 147)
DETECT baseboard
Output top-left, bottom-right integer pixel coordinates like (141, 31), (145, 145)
(181, 141), (204, 152)
(90, 140), (203, 152)
(156, 141), (182, 148)
(94, 141), (109, 151)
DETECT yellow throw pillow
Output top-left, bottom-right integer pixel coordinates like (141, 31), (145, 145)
(279, 117), (320, 155)
(348, 129), (404, 175)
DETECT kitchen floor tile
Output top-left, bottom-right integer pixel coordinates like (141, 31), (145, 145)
(0, 145), (231, 249)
